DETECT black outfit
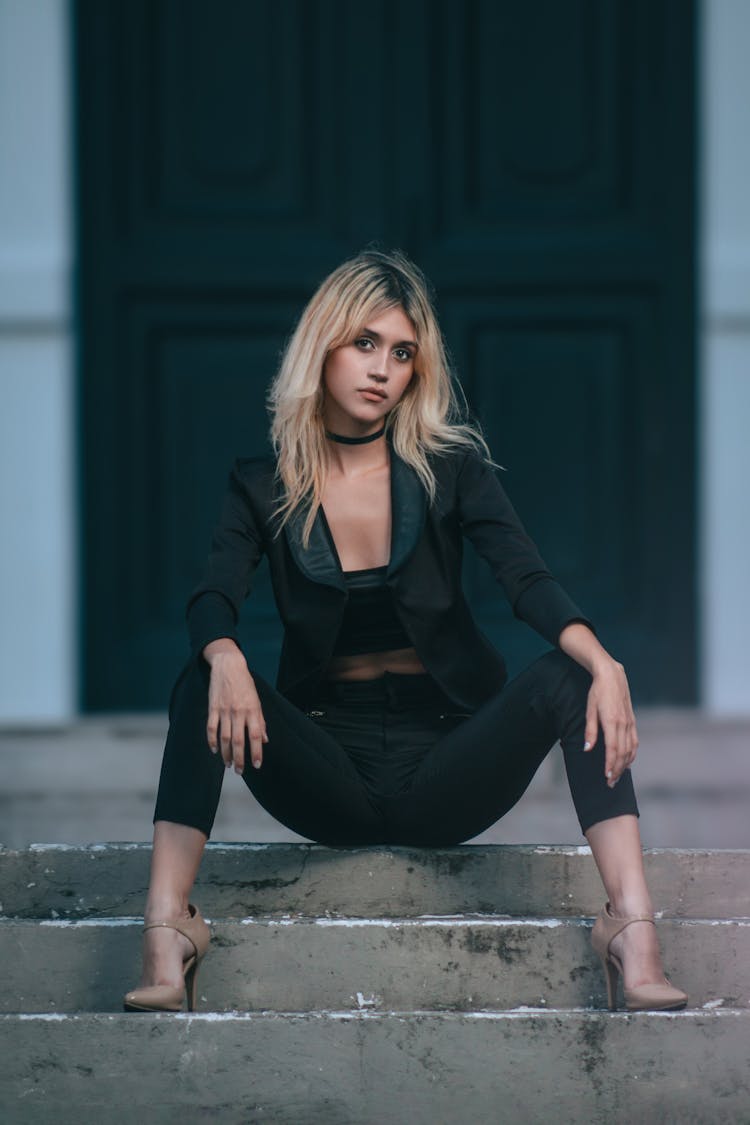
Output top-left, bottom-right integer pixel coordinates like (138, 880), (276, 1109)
(154, 437), (638, 842)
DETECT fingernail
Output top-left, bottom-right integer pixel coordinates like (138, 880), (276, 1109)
(584, 741), (591, 751)
(225, 761), (231, 769)
(235, 766), (243, 775)
(606, 769), (612, 778)
(253, 760), (261, 769)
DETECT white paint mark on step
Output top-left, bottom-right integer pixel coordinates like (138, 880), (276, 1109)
(532, 846), (591, 855)
(308, 916), (572, 929)
(353, 992), (379, 1009)
(38, 917), (140, 927)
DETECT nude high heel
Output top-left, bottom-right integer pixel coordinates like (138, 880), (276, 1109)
(123, 903), (210, 1013)
(591, 902), (688, 1012)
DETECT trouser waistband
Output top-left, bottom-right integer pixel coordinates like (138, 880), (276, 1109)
(316, 671), (454, 709)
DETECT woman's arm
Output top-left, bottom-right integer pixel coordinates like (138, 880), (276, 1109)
(186, 460), (266, 656)
(558, 622), (639, 788)
(456, 452), (638, 785)
(188, 459), (271, 771)
(203, 638), (268, 773)
(456, 451), (594, 645)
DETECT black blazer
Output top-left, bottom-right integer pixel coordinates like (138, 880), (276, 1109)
(185, 437), (593, 713)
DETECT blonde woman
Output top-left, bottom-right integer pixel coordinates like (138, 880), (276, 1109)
(124, 249), (687, 1015)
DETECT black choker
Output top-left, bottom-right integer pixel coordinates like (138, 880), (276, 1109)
(325, 424), (386, 445)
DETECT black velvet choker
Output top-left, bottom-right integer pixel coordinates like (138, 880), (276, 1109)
(325, 424), (386, 445)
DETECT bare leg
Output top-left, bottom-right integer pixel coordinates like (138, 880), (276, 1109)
(585, 814), (671, 991)
(136, 820), (207, 989)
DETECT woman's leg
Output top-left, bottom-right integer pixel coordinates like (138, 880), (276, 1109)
(137, 658), (385, 989)
(545, 656), (673, 988)
(585, 814), (671, 990)
(153, 656), (384, 843)
(382, 650), (638, 845)
(136, 821), (207, 989)
(243, 671), (386, 844)
(378, 654), (670, 990)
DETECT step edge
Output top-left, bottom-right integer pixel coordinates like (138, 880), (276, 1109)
(3, 914), (749, 929)
(3, 1006), (749, 1023)
(3, 843), (749, 858)
(3, 914), (749, 928)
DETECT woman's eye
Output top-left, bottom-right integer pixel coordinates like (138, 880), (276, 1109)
(394, 348), (412, 362)
(355, 337), (374, 350)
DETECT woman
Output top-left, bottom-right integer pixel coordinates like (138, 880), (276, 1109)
(124, 249), (687, 1015)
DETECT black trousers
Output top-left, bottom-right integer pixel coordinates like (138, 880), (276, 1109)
(154, 649), (639, 844)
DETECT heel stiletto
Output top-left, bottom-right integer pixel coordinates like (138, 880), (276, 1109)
(123, 903), (210, 1013)
(591, 902), (687, 1012)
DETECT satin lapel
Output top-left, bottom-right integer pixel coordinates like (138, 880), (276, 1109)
(282, 439), (426, 587)
(387, 442), (427, 577)
(284, 503), (345, 591)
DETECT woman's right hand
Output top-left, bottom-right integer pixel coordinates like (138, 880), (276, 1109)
(203, 639), (268, 773)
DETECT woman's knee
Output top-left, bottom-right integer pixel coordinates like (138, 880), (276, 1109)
(167, 655), (210, 723)
(533, 649), (591, 701)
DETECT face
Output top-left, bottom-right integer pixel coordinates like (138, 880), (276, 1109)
(321, 305), (417, 435)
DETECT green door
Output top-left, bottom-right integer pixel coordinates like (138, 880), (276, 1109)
(77, 0), (696, 709)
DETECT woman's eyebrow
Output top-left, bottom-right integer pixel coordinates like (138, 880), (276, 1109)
(361, 327), (418, 349)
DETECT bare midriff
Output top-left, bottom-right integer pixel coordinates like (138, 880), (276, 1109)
(325, 646), (427, 682)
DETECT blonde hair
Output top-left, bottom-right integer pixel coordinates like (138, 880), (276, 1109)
(267, 248), (493, 545)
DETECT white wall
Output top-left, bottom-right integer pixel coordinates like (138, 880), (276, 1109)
(701, 0), (750, 713)
(0, 0), (75, 721)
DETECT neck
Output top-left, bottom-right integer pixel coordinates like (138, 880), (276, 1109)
(323, 423), (390, 476)
(324, 423), (386, 445)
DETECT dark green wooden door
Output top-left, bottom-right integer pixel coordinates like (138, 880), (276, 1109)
(77, 0), (696, 709)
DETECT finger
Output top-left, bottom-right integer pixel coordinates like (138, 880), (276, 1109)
(603, 720), (620, 785)
(206, 709), (219, 753)
(607, 721), (628, 785)
(619, 721), (636, 768)
(629, 729), (639, 765)
(231, 712), (245, 775)
(584, 697), (598, 751)
(248, 719), (264, 770)
(219, 713), (233, 767)
(252, 699), (268, 763)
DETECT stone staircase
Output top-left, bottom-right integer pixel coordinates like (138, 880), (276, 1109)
(0, 843), (748, 1124)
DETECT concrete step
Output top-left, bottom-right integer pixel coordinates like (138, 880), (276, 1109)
(1, 1010), (749, 1124)
(3, 843), (748, 1122)
(2, 843), (747, 920)
(4, 710), (750, 850)
(1, 915), (744, 1014)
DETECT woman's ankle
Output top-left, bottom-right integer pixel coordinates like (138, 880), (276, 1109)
(143, 896), (191, 925)
(608, 893), (654, 918)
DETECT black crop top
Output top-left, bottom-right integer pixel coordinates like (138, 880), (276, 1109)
(331, 566), (412, 657)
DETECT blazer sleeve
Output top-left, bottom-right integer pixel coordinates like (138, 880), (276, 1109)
(185, 460), (266, 655)
(456, 450), (595, 646)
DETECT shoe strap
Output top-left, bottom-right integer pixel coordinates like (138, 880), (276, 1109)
(605, 907), (655, 953)
(143, 917), (198, 957)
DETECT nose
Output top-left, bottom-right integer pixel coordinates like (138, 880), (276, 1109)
(369, 350), (388, 381)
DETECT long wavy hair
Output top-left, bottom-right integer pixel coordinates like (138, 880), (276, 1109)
(267, 248), (493, 545)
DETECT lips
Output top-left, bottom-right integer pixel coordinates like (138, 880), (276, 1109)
(359, 387), (387, 400)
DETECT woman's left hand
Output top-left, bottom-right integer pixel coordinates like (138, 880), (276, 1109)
(584, 660), (639, 787)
